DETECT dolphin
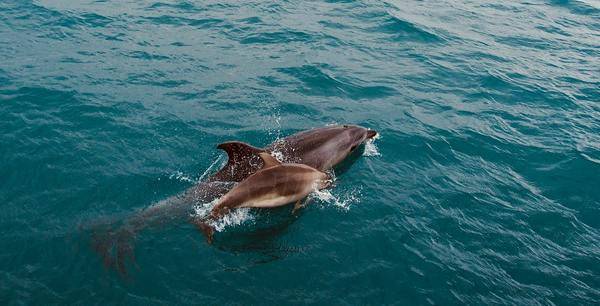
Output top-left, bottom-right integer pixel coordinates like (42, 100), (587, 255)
(196, 153), (330, 243)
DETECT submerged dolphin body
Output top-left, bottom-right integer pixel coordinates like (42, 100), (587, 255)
(91, 125), (377, 273)
(197, 153), (330, 243)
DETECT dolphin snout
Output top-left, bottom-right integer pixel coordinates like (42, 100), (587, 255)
(366, 130), (378, 139)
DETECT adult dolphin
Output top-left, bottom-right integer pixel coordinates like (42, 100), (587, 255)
(197, 153), (331, 243)
(190, 124), (377, 191)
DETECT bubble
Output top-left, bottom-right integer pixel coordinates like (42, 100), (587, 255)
(169, 171), (196, 183)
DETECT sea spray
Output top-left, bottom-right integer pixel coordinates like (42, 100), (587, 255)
(192, 198), (255, 232)
(310, 187), (363, 211)
(363, 135), (381, 157)
(168, 171), (196, 183)
(198, 154), (227, 182)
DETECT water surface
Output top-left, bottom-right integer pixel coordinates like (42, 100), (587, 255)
(1, 0), (599, 304)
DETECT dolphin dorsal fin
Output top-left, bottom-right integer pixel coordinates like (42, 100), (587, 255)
(259, 152), (281, 169)
(217, 141), (262, 158)
(213, 141), (264, 182)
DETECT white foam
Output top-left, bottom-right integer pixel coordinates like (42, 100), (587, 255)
(192, 198), (218, 218)
(310, 187), (362, 211)
(211, 208), (254, 232)
(192, 198), (255, 232)
(363, 136), (381, 157)
(271, 150), (285, 162)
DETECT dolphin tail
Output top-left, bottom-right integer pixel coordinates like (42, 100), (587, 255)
(90, 224), (137, 276)
(195, 221), (215, 244)
(213, 141), (265, 182)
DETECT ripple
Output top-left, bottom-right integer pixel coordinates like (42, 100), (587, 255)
(276, 64), (397, 99)
(147, 1), (202, 12)
(1, 0), (599, 304)
(376, 14), (444, 42)
(239, 30), (312, 44)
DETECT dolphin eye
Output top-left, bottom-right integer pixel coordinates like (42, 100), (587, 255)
(343, 125), (349, 128)
(350, 145), (357, 151)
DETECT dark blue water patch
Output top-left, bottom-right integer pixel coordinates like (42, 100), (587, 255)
(169, 41), (189, 47)
(237, 16), (263, 25)
(0, 69), (10, 85)
(91, 31), (126, 42)
(372, 14), (444, 43)
(3, 1), (111, 32)
(318, 20), (352, 30)
(549, 0), (600, 15)
(77, 13), (113, 28)
(126, 50), (170, 61)
(275, 64), (397, 99)
(2, 1), (66, 27)
(535, 24), (573, 37)
(59, 56), (88, 64)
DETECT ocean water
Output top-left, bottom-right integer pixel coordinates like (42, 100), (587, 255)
(1, 0), (599, 304)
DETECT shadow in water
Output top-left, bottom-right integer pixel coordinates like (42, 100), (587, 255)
(210, 206), (306, 267)
(206, 146), (367, 267)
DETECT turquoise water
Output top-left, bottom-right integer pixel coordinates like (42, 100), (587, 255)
(1, 0), (599, 304)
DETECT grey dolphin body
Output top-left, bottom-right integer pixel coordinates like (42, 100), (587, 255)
(197, 153), (330, 243)
(192, 124), (376, 189)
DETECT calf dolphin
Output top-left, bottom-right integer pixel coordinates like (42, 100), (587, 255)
(197, 153), (330, 243)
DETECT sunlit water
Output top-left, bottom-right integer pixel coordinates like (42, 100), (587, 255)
(1, 0), (599, 304)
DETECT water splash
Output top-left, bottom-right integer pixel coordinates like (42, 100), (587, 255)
(168, 171), (196, 183)
(192, 198), (255, 232)
(363, 136), (381, 157)
(267, 113), (282, 140)
(257, 96), (282, 141)
(310, 187), (362, 211)
(198, 154), (226, 182)
(211, 208), (254, 232)
(271, 150), (285, 162)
